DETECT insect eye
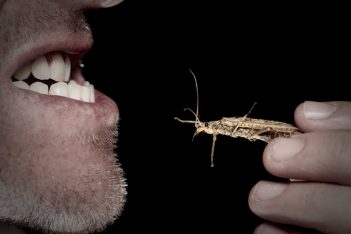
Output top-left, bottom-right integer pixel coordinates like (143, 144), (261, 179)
(204, 122), (209, 127)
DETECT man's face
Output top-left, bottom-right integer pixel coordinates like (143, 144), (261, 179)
(0, 0), (126, 233)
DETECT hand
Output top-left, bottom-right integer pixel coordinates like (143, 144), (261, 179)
(249, 101), (351, 234)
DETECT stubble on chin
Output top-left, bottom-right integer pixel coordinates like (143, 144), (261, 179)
(0, 114), (127, 234)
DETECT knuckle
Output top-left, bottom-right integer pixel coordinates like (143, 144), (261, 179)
(327, 131), (351, 175)
(302, 184), (325, 208)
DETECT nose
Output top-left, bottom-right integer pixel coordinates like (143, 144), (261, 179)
(100, 0), (124, 8)
(70, 0), (124, 9)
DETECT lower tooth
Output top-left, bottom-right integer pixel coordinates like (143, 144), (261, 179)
(81, 85), (90, 102)
(30, 82), (48, 95)
(49, 81), (68, 97)
(68, 80), (81, 101)
(12, 79), (95, 103)
(13, 80), (29, 90)
(89, 85), (95, 103)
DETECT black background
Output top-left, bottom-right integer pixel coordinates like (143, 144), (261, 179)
(80, 1), (350, 233)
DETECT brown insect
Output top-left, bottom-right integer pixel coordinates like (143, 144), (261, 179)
(175, 70), (301, 167)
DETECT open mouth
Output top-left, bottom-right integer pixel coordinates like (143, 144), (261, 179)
(5, 31), (119, 124)
(11, 51), (95, 103)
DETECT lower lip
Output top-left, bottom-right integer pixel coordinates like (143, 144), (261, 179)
(10, 84), (119, 126)
(93, 89), (119, 125)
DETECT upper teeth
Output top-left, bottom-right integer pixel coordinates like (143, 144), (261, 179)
(12, 52), (95, 103)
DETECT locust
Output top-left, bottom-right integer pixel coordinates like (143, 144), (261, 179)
(175, 70), (301, 167)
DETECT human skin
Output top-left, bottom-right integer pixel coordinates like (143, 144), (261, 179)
(249, 101), (351, 234)
(0, 0), (126, 233)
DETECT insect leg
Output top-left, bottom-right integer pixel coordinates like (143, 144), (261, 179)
(253, 127), (272, 136)
(250, 127), (278, 142)
(233, 102), (258, 132)
(210, 133), (217, 167)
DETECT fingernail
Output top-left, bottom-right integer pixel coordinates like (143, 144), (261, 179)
(253, 181), (287, 202)
(304, 101), (337, 120)
(269, 137), (305, 162)
(255, 224), (288, 234)
(101, 0), (124, 8)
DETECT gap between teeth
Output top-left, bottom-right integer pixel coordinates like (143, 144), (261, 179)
(12, 52), (95, 103)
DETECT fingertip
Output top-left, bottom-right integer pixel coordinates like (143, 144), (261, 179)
(254, 223), (289, 234)
(294, 101), (347, 131)
(262, 139), (274, 172)
(248, 181), (262, 212)
(294, 102), (305, 129)
(248, 180), (288, 218)
(262, 138), (281, 176)
(294, 101), (322, 131)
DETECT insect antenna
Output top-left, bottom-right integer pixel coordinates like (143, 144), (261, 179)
(189, 69), (200, 124)
(174, 69), (202, 127)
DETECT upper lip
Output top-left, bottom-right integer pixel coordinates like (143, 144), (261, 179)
(7, 30), (93, 81)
